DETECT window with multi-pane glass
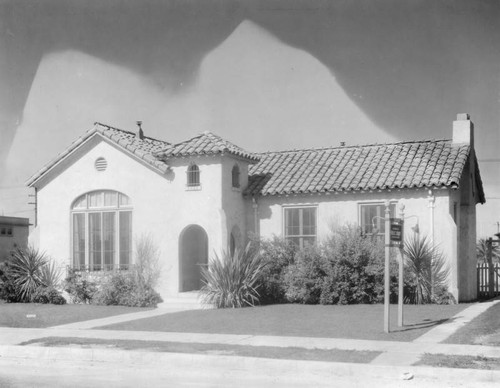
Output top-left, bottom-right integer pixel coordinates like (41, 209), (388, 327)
(71, 190), (132, 271)
(284, 207), (317, 248)
(359, 202), (396, 238)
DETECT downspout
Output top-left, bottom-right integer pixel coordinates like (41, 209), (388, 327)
(252, 196), (259, 237)
(427, 189), (435, 245)
(428, 189), (435, 298)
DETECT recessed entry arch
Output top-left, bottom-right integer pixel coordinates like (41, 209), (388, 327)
(179, 224), (208, 292)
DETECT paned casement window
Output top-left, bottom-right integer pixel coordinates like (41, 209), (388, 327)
(71, 190), (132, 271)
(187, 164), (200, 187)
(0, 226), (13, 237)
(359, 202), (396, 238)
(284, 207), (317, 248)
(231, 164), (240, 188)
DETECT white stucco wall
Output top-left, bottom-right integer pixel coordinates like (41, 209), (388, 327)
(33, 138), (228, 297)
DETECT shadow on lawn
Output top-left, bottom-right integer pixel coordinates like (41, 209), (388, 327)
(394, 316), (457, 333)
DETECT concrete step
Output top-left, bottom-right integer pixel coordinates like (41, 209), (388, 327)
(159, 292), (212, 310)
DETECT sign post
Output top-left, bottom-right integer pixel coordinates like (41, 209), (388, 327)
(383, 202), (391, 333)
(384, 202), (405, 333)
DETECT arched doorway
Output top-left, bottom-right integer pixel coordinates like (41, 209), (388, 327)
(179, 225), (208, 292)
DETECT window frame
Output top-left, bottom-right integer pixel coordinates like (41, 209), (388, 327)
(283, 205), (318, 249)
(231, 164), (240, 189)
(186, 164), (201, 189)
(358, 201), (396, 238)
(70, 191), (132, 271)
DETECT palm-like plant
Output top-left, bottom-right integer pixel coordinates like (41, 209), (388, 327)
(403, 234), (450, 304)
(200, 244), (266, 308)
(476, 238), (500, 263)
(39, 260), (62, 288)
(9, 246), (48, 302)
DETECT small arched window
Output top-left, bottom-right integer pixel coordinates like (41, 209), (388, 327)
(231, 164), (240, 188)
(187, 164), (200, 187)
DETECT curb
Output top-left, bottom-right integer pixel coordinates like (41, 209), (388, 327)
(1, 344), (500, 385)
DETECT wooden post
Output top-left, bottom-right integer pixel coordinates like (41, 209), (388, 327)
(384, 201), (391, 333)
(398, 204), (405, 327)
(487, 238), (494, 298)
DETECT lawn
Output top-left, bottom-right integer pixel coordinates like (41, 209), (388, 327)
(20, 336), (381, 363)
(444, 300), (500, 346)
(0, 303), (152, 328)
(98, 303), (471, 342)
(415, 353), (500, 370)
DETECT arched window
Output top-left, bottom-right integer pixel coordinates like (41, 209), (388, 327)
(231, 164), (240, 188)
(71, 190), (132, 271)
(187, 164), (200, 187)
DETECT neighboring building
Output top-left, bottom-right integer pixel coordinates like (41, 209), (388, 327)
(0, 216), (30, 261)
(26, 114), (485, 302)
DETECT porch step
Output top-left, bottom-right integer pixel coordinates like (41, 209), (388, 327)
(158, 291), (212, 310)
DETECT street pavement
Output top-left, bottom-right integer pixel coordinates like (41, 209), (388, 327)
(0, 298), (499, 387)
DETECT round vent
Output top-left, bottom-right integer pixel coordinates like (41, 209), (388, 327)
(95, 157), (107, 171)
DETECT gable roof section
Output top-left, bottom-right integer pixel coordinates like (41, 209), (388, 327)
(26, 123), (171, 186)
(245, 139), (485, 202)
(155, 131), (260, 163)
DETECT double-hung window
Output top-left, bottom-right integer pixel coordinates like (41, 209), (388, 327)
(284, 207), (317, 248)
(72, 190), (132, 271)
(359, 202), (396, 238)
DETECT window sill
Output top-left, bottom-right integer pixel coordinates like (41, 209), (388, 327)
(231, 186), (241, 192)
(186, 185), (202, 191)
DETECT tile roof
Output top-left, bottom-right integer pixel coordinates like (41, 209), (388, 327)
(155, 131), (260, 163)
(26, 123), (171, 186)
(245, 140), (484, 201)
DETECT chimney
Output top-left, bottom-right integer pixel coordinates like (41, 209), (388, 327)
(136, 120), (144, 140)
(452, 113), (474, 149)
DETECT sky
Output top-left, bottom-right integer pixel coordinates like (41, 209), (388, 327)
(0, 0), (499, 237)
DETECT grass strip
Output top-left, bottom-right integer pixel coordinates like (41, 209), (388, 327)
(20, 336), (381, 364)
(415, 353), (500, 370)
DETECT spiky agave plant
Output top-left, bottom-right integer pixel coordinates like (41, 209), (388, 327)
(200, 244), (266, 308)
(39, 260), (62, 289)
(403, 234), (450, 304)
(9, 246), (48, 302)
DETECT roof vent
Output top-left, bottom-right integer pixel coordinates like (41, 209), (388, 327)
(340, 141), (346, 147)
(95, 157), (107, 171)
(136, 121), (144, 140)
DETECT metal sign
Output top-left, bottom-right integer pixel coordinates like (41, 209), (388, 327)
(389, 218), (404, 247)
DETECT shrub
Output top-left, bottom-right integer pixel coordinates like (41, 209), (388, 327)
(281, 225), (402, 305)
(8, 246), (48, 302)
(64, 268), (98, 304)
(134, 234), (162, 289)
(403, 234), (451, 304)
(283, 245), (327, 304)
(0, 261), (20, 302)
(31, 286), (66, 304)
(257, 236), (297, 304)
(92, 271), (162, 307)
(476, 238), (500, 263)
(200, 244), (266, 308)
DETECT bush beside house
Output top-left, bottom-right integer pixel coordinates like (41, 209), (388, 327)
(201, 225), (455, 308)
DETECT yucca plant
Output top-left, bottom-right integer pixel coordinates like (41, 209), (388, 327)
(200, 244), (266, 308)
(9, 246), (48, 302)
(403, 234), (450, 304)
(39, 260), (62, 288)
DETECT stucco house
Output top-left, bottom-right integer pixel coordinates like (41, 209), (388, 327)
(27, 113), (484, 302)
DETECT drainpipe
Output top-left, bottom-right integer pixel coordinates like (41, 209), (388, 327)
(427, 189), (435, 245)
(428, 189), (435, 298)
(252, 197), (259, 237)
